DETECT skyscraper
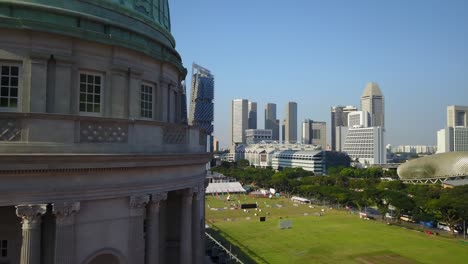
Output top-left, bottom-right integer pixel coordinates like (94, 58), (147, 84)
(302, 120), (327, 148)
(281, 120), (286, 143)
(285, 102), (298, 143)
(189, 63), (214, 134)
(231, 99), (248, 145)
(265, 103), (279, 141)
(447, 105), (468, 127)
(361, 82), (384, 127)
(248, 101), (257, 129)
(437, 105), (468, 153)
(330, 105), (357, 150)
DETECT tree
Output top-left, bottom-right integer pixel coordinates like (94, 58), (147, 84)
(237, 159), (250, 168)
(385, 191), (415, 221)
(429, 186), (468, 235)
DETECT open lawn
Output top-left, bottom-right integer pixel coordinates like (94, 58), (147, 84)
(206, 195), (468, 264)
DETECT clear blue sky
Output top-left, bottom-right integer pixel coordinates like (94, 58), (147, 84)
(170, 0), (468, 149)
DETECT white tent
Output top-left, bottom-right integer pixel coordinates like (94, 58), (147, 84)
(205, 182), (246, 194)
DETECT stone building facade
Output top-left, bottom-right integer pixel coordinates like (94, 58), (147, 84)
(0, 1), (210, 263)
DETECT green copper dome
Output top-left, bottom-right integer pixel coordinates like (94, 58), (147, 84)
(0, 0), (183, 70)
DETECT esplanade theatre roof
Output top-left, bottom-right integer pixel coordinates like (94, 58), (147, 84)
(397, 152), (468, 179)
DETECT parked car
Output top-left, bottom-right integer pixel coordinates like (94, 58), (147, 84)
(399, 215), (415, 223)
(437, 222), (459, 233)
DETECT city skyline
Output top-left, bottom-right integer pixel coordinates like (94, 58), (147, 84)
(171, 0), (468, 148)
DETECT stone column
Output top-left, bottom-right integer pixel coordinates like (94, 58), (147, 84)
(16, 204), (47, 264)
(180, 189), (193, 264)
(158, 198), (167, 264)
(53, 202), (80, 264)
(145, 192), (167, 264)
(192, 185), (204, 264)
(129, 195), (150, 264)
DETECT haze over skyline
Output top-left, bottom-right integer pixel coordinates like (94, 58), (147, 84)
(171, 0), (468, 148)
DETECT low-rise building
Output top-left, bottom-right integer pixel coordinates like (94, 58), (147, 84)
(245, 129), (272, 144)
(272, 150), (325, 175)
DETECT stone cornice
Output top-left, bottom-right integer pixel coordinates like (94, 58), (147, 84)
(0, 111), (190, 128)
(0, 152), (212, 173)
(0, 173), (206, 208)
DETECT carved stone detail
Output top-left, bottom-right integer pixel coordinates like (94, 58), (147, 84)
(16, 204), (47, 229)
(0, 119), (21, 141)
(53, 202), (80, 225)
(148, 192), (167, 212)
(80, 121), (128, 143)
(151, 192), (168, 203)
(129, 195), (150, 209)
(163, 124), (187, 144)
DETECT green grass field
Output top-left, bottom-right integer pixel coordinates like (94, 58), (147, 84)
(206, 195), (468, 264)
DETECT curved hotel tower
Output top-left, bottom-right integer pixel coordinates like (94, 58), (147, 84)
(361, 82), (384, 127)
(342, 82), (386, 165)
(0, 1), (210, 263)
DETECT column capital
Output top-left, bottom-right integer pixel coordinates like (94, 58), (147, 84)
(53, 202), (80, 226)
(151, 192), (168, 203)
(130, 195), (150, 217)
(16, 204), (47, 229)
(130, 195), (150, 209)
(192, 184), (205, 201)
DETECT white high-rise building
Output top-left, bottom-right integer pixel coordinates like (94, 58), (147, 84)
(437, 128), (452, 153)
(347, 111), (369, 128)
(437, 105), (468, 153)
(285, 102), (298, 143)
(231, 99), (248, 144)
(330, 105), (357, 150)
(438, 127), (468, 153)
(361, 82), (384, 127)
(343, 126), (386, 165)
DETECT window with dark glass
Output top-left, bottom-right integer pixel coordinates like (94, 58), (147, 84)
(141, 84), (153, 118)
(1, 240), (7, 257)
(456, 111), (466, 127)
(79, 73), (102, 114)
(0, 65), (19, 109)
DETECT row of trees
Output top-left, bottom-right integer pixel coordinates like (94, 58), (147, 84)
(327, 166), (398, 178)
(211, 160), (468, 235)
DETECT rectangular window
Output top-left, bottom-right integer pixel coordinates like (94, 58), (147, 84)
(79, 72), (102, 114)
(0, 240), (7, 257)
(313, 129), (321, 139)
(0, 64), (20, 110)
(140, 83), (153, 119)
(456, 111), (466, 127)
